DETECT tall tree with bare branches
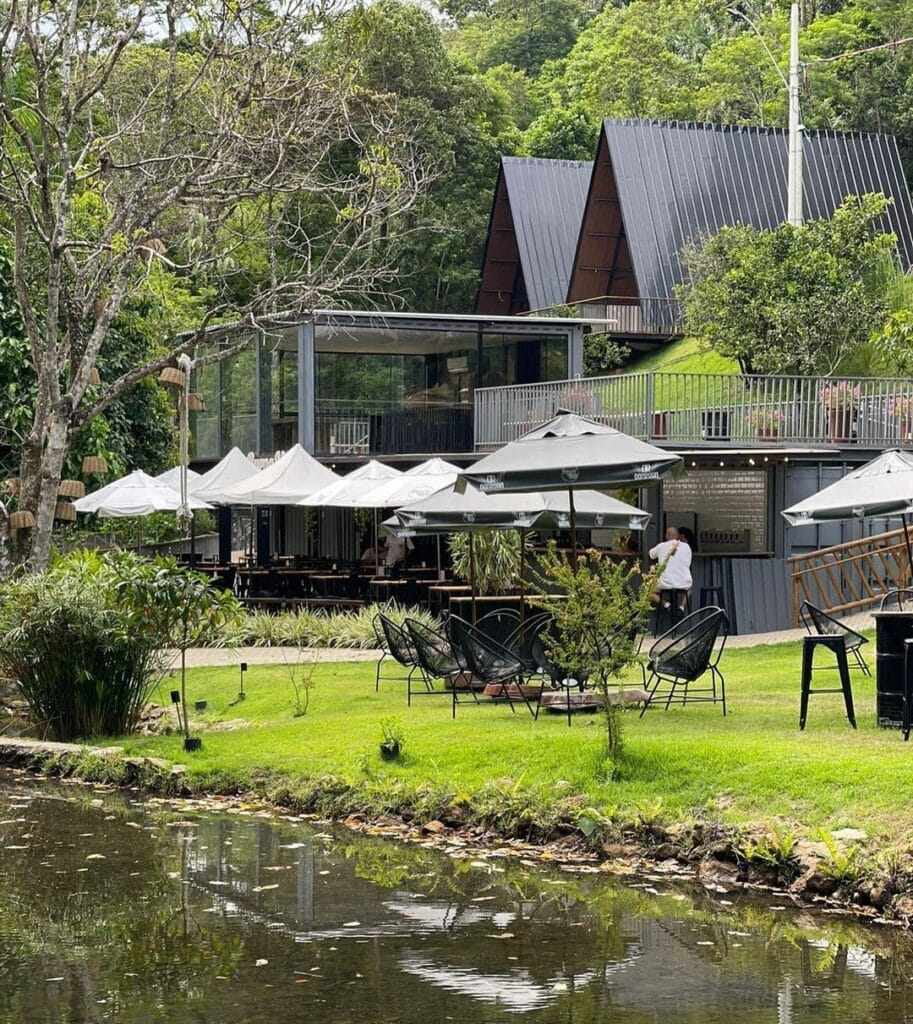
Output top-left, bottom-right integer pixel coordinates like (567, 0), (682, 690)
(0, 0), (428, 571)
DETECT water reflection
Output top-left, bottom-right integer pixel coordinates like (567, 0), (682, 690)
(0, 774), (912, 1023)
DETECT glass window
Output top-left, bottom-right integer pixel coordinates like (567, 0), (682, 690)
(267, 327), (298, 453)
(190, 347), (220, 460)
(220, 337), (257, 456)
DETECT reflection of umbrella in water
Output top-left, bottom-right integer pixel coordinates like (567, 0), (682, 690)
(459, 411), (680, 565)
(781, 449), (913, 575)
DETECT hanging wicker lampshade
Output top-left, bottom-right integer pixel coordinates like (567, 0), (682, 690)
(8, 510), (36, 530)
(88, 367), (101, 385)
(54, 501), (77, 523)
(58, 479), (86, 499)
(159, 366), (187, 390)
(187, 392), (205, 412)
(82, 455), (109, 475)
(4, 477), (20, 496)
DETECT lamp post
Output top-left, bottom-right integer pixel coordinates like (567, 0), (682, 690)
(787, 2), (804, 226)
(176, 352), (194, 564)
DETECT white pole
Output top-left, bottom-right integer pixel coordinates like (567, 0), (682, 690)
(787, 2), (804, 226)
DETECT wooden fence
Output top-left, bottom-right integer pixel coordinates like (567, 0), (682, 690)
(788, 526), (913, 623)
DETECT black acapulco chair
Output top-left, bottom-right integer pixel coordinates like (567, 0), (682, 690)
(475, 608), (522, 648)
(505, 611), (553, 678)
(639, 606), (729, 717)
(404, 617), (469, 708)
(448, 615), (536, 719)
(376, 612), (428, 704)
(799, 601), (870, 677)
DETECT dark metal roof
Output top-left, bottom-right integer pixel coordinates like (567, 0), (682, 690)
(600, 118), (913, 308)
(501, 157), (591, 311)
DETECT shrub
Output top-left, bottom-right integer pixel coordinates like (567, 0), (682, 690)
(0, 551), (164, 740)
(220, 603), (439, 649)
(0, 551), (238, 742)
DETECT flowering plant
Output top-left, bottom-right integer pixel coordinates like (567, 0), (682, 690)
(819, 381), (860, 410)
(746, 407), (785, 431)
(888, 394), (913, 419)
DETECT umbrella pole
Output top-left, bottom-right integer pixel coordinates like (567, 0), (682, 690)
(374, 508), (379, 578)
(904, 514), (913, 583)
(568, 487), (578, 570)
(190, 513), (196, 569)
(519, 528), (526, 624)
(436, 534), (442, 580)
(469, 532), (478, 624)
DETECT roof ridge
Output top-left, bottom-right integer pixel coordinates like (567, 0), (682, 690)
(502, 155), (592, 168)
(601, 116), (894, 142)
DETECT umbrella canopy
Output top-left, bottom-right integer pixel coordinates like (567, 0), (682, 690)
(299, 459), (403, 509)
(155, 466), (202, 492)
(782, 449), (913, 526)
(222, 444), (339, 506)
(355, 457), (461, 510)
(460, 410), (682, 493)
(192, 447), (260, 505)
(386, 483), (651, 534)
(74, 470), (212, 518)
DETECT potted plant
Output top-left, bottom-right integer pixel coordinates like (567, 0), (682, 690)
(746, 407), (785, 439)
(889, 394), (913, 442)
(379, 716), (405, 761)
(820, 381), (860, 442)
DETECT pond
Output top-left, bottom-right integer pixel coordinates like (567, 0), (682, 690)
(1, 773), (912, 1023)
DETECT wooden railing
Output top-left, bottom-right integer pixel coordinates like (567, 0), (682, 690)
(788, 526), (913, 623)
(474, 371), (913, 450)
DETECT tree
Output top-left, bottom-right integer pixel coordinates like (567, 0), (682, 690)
(0, 0), (428, 571)
(678, 194), (897, 375)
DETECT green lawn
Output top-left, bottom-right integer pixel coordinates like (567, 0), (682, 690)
(625, 336), (738, 375)
(112, 636), (913, 843)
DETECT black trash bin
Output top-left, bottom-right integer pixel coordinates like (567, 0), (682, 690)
(874, 611), (913, 728)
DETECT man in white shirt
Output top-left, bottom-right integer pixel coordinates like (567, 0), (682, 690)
(384, 533), (414, 567)
(648, 526), (693, 608)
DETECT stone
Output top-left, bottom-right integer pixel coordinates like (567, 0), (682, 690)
(697, 859), (740, 890)
(831, 828), (867, 843)
(421, 820), (446, 834)
(791, 864), (838, 897)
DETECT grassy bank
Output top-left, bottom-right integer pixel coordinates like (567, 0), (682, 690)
(103, 636), (913, 842)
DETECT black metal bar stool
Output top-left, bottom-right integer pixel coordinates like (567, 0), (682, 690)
(699, 558), (725, 609)
(799, 634), (857, 730)
(653, 589), (690, 635)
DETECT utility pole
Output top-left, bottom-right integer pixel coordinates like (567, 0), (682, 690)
(787, 2), (804, 226)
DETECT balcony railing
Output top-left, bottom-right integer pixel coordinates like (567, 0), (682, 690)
(474, 372), (913, 449)
(573, 296), (681, 336)
(315, 399), (472, 456)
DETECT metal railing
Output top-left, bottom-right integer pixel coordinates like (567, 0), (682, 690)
(574, 296), (681, 336)
(789, 526), (913, 622)
(315, 399), (473, 456)
(474, 371), (913, 449)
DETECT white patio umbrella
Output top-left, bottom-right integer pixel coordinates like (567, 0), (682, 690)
(191, 447), (259, 505)
(782, 448), (913, 573)
(156, 466), (202, 492)
(221, 444), (339, 505)
(74, 470), (212, 517)
(300, 460), (403, 574)
(299, 459), (402, 509)
(357, 457), (461, 510)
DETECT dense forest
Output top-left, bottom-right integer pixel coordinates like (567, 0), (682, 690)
(381, 0), (913, 313)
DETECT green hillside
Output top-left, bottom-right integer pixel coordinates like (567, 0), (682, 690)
(623, 337), (738, 376)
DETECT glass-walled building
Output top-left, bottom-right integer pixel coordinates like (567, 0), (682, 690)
(191, 310), (584, 463)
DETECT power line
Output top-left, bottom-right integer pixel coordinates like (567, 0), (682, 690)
(804, 36), (913, 66)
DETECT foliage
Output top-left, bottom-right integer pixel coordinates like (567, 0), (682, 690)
(449, 529), (522, 595)
(220, 603), (441, 649)
(746, 407), (785, 431)
(530, 543), (658, 757)
(282, 653), (317, 718)
(678, 195), (897, 375)
(819, 380), (861, 410)
(116, 558), (241, 743)
(583, 333), (630, 377)
(0, 551), (167, 740)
